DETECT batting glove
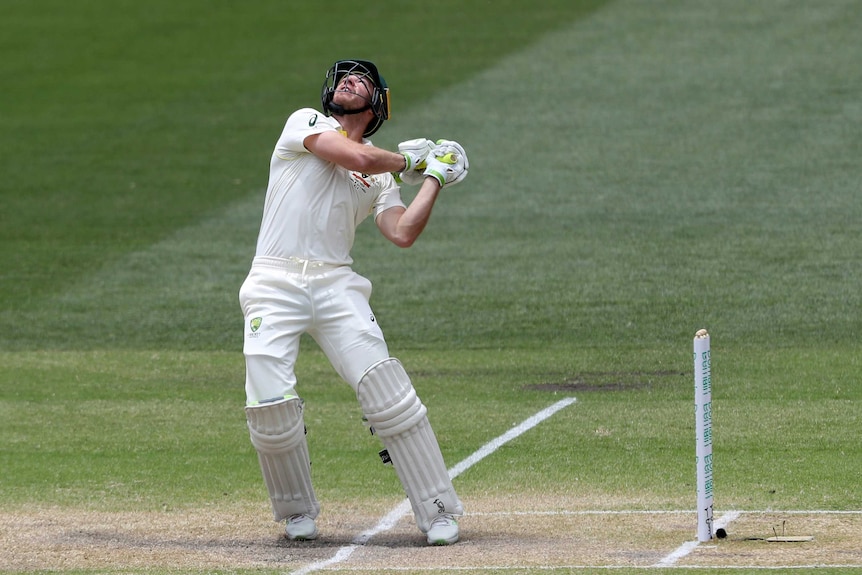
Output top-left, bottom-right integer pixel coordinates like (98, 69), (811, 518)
(398, 138), (435, 185)
(423, 140), (469, 187)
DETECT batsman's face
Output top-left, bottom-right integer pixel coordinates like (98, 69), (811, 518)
(333, 73), (372, 108)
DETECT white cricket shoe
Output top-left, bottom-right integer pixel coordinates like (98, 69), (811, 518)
(285, 514), (319, 541)
(426, 514), (459, 545)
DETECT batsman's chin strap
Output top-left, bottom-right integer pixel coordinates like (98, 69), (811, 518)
(326, 102), (371, 116)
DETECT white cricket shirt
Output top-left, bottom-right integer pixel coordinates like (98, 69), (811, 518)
(254, 108), (405, 265)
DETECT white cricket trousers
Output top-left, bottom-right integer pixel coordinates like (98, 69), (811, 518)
(239, 256), (390, 404)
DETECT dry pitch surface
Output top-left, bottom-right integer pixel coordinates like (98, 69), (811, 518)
(3, 499), (861, 572)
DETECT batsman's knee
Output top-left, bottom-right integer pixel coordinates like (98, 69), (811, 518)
(357, 358), (426, 437)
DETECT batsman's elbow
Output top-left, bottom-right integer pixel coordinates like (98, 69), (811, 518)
(389, 233), (418, 249)
(377, 209), (424, 248)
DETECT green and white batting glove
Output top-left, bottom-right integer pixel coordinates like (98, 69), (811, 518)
(423, 139), (469, 187)
(397, 138), (435, 185)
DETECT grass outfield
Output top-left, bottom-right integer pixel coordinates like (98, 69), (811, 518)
(1, 0), (861, 573)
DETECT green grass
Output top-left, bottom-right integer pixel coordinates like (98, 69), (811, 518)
(2, 0), (861, 573)
(0, 0), (605, 340)
(4, 346), (858, 513)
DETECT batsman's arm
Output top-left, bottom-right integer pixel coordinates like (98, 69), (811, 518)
(376, 177), (442, 248)
(305, 131), (407, 174)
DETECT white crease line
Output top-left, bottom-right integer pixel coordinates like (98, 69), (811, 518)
(471, 510), (694, 516)
(654, 540), (701, 567)
(470, 509), (862, 516)
(746, 509), (862, 515)
(289, 397), (577, 575)
(653, 510), (741, 567)
(448, 397), (577, 480)
(305, 564), (862, 572)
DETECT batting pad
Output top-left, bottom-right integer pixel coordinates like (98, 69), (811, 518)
(246, 398), (320, 523)
(357, 358), (463, 533)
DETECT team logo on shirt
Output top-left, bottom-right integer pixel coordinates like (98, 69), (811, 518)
(350, 171), (372, 193)
(248, 317), (263, 338)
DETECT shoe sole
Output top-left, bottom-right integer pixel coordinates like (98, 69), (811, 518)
(287, 532), (319, 541)
(429, 539), (457, 545)
(427, 534), (459, 546)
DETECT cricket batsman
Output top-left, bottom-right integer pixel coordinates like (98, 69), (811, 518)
(238, 59), (469, 545)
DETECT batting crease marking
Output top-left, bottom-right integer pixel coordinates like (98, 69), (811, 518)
(470, 509), (862, 516)
(289, 397), (577, 575)
(307, 564), (862, 571)
(654, 510), (741, 567)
